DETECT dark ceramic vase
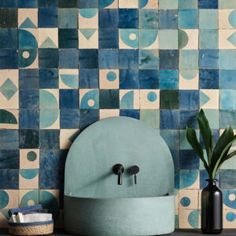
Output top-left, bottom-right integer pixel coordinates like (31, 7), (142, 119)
(201, 179), (223, 234)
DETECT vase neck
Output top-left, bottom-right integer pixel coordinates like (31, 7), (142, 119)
(206, 179), (217, 186)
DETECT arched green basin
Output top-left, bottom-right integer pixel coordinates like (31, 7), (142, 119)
(64, 195), (175, 235)
(64, 117), (175, 235)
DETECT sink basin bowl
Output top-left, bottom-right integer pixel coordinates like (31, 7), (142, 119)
(64, 117), (175, 235)
(64, 195), (175, 235)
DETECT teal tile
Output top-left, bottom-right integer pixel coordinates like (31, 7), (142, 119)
(139, 9), (158, 29)
(159, 30), (178, 49)
(159, 0), (178, 9)
(199, 30), (218, 49)
(58, 8), (78, 28)
(203, 109), (219, 129)
(220, 90), (236, 110)
(178, 0), (198, 9)
(139, 50), (159, 69)
(180, 50), (199, 70)
(219, 0), (236, 8)
(179, 10), (198, 29)
(199, 10), (218, 29)
(219, 50), (236, 70)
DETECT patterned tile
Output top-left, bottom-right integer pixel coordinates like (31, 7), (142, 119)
(0, 0), (235, 230)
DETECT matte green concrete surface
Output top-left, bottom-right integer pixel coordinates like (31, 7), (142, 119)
(64, 117), (175, 235)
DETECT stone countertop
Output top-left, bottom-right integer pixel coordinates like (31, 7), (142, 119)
(1, 229), (236, 235)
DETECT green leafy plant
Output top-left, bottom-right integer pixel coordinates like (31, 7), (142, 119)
(186, 109), (236, 180)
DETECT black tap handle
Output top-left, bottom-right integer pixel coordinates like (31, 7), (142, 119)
(113, 164), (124, 185)
(128, 165), (140, 185)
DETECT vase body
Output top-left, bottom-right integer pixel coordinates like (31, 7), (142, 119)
(201, 179), (223, 234)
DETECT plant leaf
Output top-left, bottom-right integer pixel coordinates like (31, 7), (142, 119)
(210, 127), (234, 174)
(211, 136), (236, 179)
(197, 109), (213, 164)
(186, 127), (209, 174)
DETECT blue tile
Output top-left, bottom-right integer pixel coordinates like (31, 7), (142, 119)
(18, 0), (37, 7)
(39, 49), (59, 68)
(220, 170), (236, 189)
(159, 10), (178, 29)
(0, 130), (18, 149)
(119, 50), (139, 69)
(0, 49), (18, 69)
(179, 9), (198, 29)
(20, 109), (39, 129)
(60, 109), (80, 129)
(180, 110), (198, 129)
(0, 29), (17, 49)
(159, 70), (179, 89)
(79, 109), (99, 130)
(19, 69), (39, 89)
(99, 49), (119, 69)
(199, 50), (219, 69)
(78, 0), (98, 8)
(40, 130), (60, 149)
(19, 129), (39, 148)
(179, 90), (199, 110)
(39, 69), (58, 88)
(0, 0), (17, 7)
(159, 50), (179, 69)
(40, 168), (64, 189)
(38, 7), (58, 28)
(99, 9), (119, 28)
(198, 0), (218, 9)
(0, 170), (19, 189)
(20, 90), (39, 109)
(99, 89), (119, 109)
(99, 29), (118, 48)
(179, 150), (199, 169)
(139, 50), (159, 69)
(119, 9), (138, 28)
(40, 149), (65, 189)
(59, 49), (79, 69)
(160, 110), (179, 129)
(160, 130), (180, 150)
(79, 49), (98, 69)
(219, 70), (236, 89)
(120, 110), (140, 119)
(79, 69), (99, 88)
(200, 170), (209, 189)
(0, 150), (19, 169)
(59, 89), (79, 109)
(59, 29), (78, 48)
(199, 69), (219, 89)
(120, 69), (139, 89)
(38, 0), (58, 7)
(139, 70), (159, 89)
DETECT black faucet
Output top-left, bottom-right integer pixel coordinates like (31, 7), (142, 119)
(112, 164), (124, 185)
(128, 165), (140, 184)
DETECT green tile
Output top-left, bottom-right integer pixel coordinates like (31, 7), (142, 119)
(140, 109), (159, 128)
(160, 90), (179, 109)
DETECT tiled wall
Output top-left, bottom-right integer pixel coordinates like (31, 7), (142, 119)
(0, 0), (236, 229)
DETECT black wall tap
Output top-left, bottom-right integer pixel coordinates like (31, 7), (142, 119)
(128, 165), (140, 184)
(112, 164), (124, 185)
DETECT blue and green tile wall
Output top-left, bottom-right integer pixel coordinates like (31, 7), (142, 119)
(0, 0), (236, 229)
